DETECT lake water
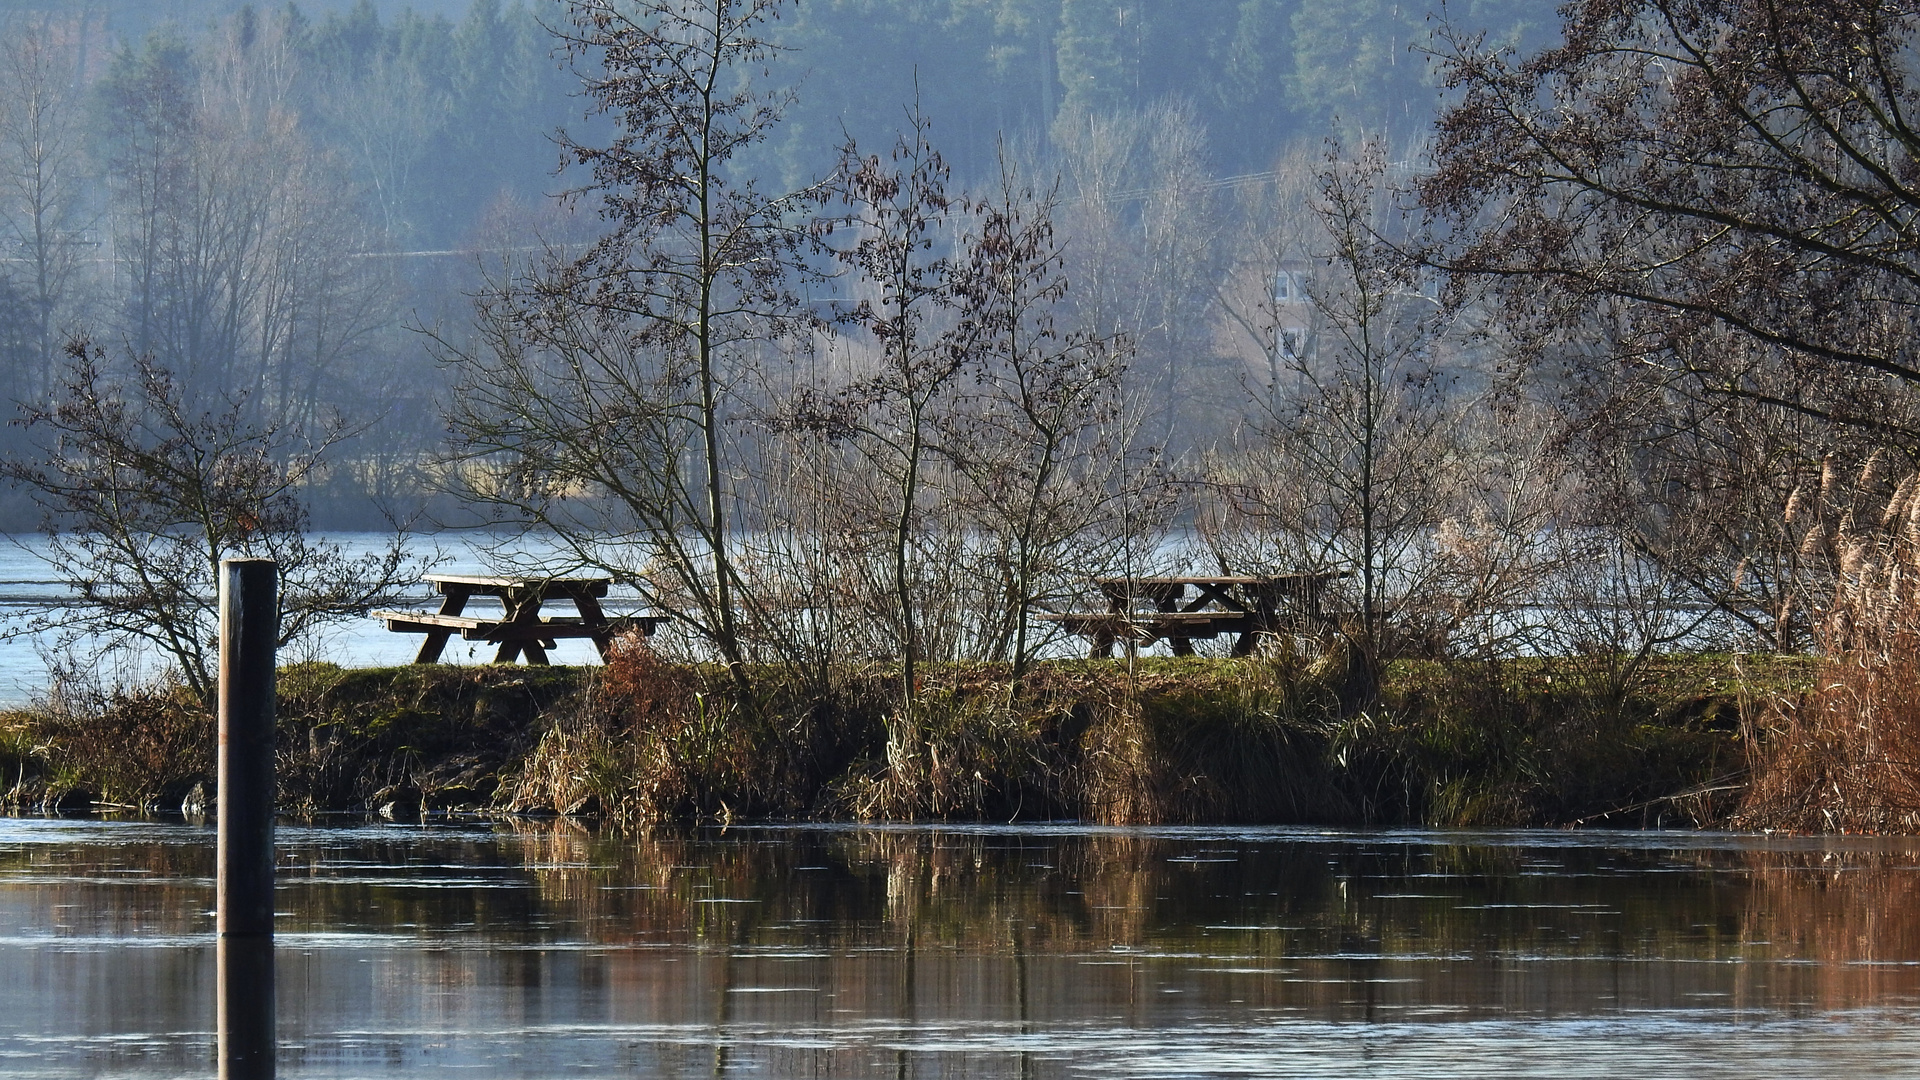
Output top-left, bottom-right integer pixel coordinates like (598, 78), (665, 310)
(10, 820), (1920, 1077)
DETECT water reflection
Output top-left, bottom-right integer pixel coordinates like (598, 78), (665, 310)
(6, 820), (1920, 1076)
(219, 935), (274, 1080)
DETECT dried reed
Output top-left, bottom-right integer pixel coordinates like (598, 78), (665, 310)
(1737, 464), (1920, 831)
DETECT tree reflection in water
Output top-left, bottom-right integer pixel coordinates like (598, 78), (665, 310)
(5, 820), (1920, 1076)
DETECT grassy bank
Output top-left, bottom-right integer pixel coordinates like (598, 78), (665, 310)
(0, 647), (1810, 828)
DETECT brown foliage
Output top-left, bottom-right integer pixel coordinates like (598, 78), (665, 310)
(28, 683), (212, 810)
(502, 635), (773, 824)
(1738, 466), (1920, 830)
(0, 646), (1764, 828)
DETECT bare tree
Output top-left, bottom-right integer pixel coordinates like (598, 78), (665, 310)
(1417, 0), (1920, 656)
(946, 147), (1135, 677)
(1422, 0), (1920, 441)
(1052, 100), (1227, 454)
(1214, 145), (1320, 417)
(1050, 106), (1142, 344)
(317, 49), (449, 245)
(102, 13), (386, 425)
(1205, 146), (1462, 689)
(447, 0), (820, 691)
(3, 338), (420, 707)
(1134, 100), (1223, 452)
(819, 109), (963, 702)
(0, 15), (93, 403)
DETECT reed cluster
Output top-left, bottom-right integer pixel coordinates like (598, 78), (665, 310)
(1737, 465), (1920, 831)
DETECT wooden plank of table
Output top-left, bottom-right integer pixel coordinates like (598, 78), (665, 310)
(1097, 573), (1348, 587)
(373, 610), (491, 631)
(1039, 613), (1129, 629)
(427, 574), (612, 598)
(1097, 576), (1268, 587)
(462, 617), (665, 641)
(426, 573), (611, 586)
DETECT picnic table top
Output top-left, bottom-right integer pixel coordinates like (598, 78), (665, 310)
(1095, 572), (1349, 588)
(1042, 611), (1254, 623)
(373, 609), (665, 633)
(425, 573), (612, 593)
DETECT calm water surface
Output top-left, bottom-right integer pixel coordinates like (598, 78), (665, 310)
(9, 821), (1920, 1077)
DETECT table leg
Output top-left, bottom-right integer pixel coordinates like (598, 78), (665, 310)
(494, 585), (546, 665)
(574, 593), (615, 662)
(1095, 592), (1129, 659)
(1157, 588), (1195, 657)
(415, 588), (471, 664)
(1234, 594), (1278, 658)
(416, 631), (453, 664)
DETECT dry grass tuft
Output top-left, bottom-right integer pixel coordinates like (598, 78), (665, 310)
(1739, 467), (1920, 831)
(20, 679), (212, 811)
(501, 634), (709, 822)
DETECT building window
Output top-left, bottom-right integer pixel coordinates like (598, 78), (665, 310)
(1274, 270), (1295, 304)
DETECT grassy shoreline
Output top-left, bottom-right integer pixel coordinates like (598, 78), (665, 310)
(0, 651), (1814, 829)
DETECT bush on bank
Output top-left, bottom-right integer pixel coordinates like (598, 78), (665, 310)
(0, 645), (1806, 828)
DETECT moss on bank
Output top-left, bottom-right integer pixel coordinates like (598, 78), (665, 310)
(0, 650), (1811, 827)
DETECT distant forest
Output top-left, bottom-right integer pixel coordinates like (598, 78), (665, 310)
(0, 0), (1549, 530)
(0, 0), (1543, 522)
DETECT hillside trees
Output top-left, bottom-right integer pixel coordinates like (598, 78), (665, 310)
(100, 15), (391, 428)
(1287, 0), (1434, 136)
(0, 17), (92, 407)
(299, 0), (576, 250)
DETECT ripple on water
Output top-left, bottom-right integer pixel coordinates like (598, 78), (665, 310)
(2, 820), (1920, 1077)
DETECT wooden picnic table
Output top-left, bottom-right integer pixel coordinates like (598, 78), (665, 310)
(372, 574), (664, 665)
(1044, 572), (1347, 658)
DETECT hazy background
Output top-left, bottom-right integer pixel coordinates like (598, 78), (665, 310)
(0, 0), (1550, 528)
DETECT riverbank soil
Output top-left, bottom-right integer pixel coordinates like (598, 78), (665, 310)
(0, 647), (1814, 828)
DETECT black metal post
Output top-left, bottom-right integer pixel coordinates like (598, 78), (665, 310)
(217, 557), (277, 1080)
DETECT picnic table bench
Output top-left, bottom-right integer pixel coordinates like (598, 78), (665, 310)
(1042, 572), (1348, 658)
(372, 574), (664, 665)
